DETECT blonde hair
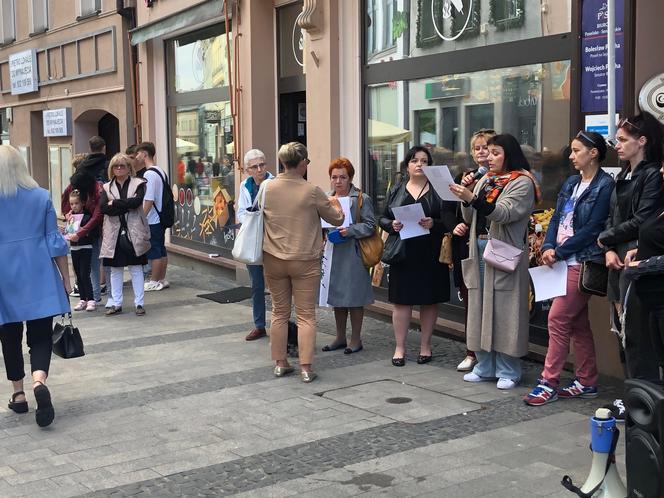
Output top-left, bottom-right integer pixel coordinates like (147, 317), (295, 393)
(470, 129), (496, 164)
(0, 145), (39, 197)
(72, 153), (88, 170)
(107, 153), (136, 180)
(278, 142), (308, 169)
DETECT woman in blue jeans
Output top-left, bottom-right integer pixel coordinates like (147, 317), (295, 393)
(237, 149), (274, 341)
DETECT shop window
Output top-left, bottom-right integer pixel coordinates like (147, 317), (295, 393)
(0, 0), (16, 45)
(367, 0), (399, 55)
(489, 0), (525, 31)
(167, 23), (234, 253)
(0, 109), (8, 145)
(49, 146), (72, 216)
(29, 0), (49, 35)
(77, 0), (101, 19)
(415, 0), (441, 48)
(415, 109), (436, 146)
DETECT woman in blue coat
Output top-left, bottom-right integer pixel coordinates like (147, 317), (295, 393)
(0, 145), (72, 427)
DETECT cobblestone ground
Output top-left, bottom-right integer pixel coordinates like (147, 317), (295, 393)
(0, 265), (625, 497)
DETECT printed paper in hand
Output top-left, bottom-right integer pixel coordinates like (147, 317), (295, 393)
(64, 214), (83, 235)
(321, 196), (352, 229)
(392, 203), (429, 240)
(318, 240), (334, 307)
(528, 262), (568, 302)
(422, 165), (461, 202)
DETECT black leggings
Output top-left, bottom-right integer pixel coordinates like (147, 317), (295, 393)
(71, 248), (93, 301)
(0, 317), (53, 381)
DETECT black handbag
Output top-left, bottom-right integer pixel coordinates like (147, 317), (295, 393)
(578, 260), (609, 297)
(381, 233), (406, 265)
(52, 313), (85, 359)
(117, 215), (136, 256)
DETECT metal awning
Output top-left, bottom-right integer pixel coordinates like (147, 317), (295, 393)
(130, 0), (229, 46)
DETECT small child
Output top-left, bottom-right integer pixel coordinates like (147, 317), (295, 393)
(65, 190), (96, 311)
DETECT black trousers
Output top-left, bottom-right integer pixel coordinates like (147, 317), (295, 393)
(637, 289), (664, 380)
(71, 248), (93, 301)
(622, 289), (661, 380)
(0, 317), (53, 381)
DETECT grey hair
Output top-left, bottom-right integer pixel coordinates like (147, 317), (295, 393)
(0, 145), (38, 197)
(243, 149), (266, 168)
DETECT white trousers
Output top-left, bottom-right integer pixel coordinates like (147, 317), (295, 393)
(109, 266), (145, 308)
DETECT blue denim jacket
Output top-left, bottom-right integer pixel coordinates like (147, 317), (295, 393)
(541, 169), (615, 263)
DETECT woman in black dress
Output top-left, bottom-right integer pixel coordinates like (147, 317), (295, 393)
(379, 146), (456, 366)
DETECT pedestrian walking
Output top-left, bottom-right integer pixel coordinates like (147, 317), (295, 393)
(321, 158), (375, 355)
(78, 135), (109, 182)
(137, 142), (170, 291)
(65, 189), (98, 312)
(452, 128), (496, 373)
(450, 134), (539, 389)
(379, 146), (456, 367)
(524, 131), (614, 406)
(100, 153), (151, 316)
(262, 142), (344, 382)
(0, 145), (71, 427)
(598, 111), (664, 420)
(237, 148), (274, 341)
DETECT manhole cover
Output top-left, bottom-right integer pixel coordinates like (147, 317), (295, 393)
(385, 397), (412, 404)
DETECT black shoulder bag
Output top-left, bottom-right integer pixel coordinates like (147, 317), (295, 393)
(52, 313), (85, 359)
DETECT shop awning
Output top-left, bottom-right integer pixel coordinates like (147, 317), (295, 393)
(368, 119), (412, 146)
(176, 137), (198, 152)
(130, 0), (230, 46)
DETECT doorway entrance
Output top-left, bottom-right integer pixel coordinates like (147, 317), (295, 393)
(279, 91), (306, 146)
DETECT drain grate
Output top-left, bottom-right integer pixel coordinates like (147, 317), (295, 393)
(385, 397), (412, 404)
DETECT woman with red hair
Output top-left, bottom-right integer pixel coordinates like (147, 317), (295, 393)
(321, 158), (375, 354)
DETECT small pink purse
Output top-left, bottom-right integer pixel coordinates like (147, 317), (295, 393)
(483, 237), (523, 273)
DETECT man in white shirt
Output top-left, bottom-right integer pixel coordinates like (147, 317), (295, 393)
(137, 142), (169, 291)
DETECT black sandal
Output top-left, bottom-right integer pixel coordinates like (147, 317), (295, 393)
(8, 391), (28, 414)
(392, 357), (405, 367)
(417, 355), (432, 364)
(33, 382), (54, 428)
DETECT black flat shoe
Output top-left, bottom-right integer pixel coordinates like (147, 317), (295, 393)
(33, 383), (54, 428)
(322, 342), (347, 352)
(344, 344), (363, 355)
(417, 355), (432, 364)
(8, 391), (28, 414)
(392, 357), (405, 367)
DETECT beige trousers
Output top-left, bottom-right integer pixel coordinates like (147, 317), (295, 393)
(263, 252), (320, 365)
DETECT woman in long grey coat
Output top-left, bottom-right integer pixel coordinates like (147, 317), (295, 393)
(449, 134), (538, 390)
(322, 158), (375, 354)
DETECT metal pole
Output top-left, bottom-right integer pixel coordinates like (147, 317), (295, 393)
(607, 0), (616, 138)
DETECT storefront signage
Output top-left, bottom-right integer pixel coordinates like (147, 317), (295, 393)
(43, 108), (72, 137)
(580, 0), (624, 113)
(425, 78), (469, 99)
(9, 49), (39, 95)
(432, 0), (474, 41)
(638, 73), (664, 124)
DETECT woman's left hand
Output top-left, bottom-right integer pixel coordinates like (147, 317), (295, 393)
(449, 184), (474, 203)
(419, 217), (434, 230)
(339, 227), (349, 237)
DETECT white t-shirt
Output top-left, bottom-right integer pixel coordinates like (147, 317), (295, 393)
(144, 166), (165, 226)
(556, 181), (590, 266)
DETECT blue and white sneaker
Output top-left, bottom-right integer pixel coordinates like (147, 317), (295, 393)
(558, 379), (598, 399)
(523, 380), (558, 406)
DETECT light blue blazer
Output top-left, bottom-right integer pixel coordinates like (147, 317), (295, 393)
(0, 187), (70, 325)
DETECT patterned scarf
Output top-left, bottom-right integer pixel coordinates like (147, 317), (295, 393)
(483, 170), (542, 205)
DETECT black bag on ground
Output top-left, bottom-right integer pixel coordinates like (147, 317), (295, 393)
(148, 167), (175, 228)
(52, 314), (85, 359)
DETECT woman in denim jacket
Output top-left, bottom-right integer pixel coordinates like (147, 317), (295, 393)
(524, 131), (614, 406)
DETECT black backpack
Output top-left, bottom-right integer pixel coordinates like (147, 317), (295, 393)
(148, 167), (175, 228)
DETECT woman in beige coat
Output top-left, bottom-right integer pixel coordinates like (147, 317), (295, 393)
(449, 134), (538, 390)
(99, 153), (151, 316)
(262, 142), (344, 383)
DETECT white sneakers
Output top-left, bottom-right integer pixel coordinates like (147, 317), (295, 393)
(457, 355), (477, 372)
(144, 280), (170, 292)
(463, 372), (519, 390)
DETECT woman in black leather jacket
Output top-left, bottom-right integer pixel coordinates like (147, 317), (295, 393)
(597, 111), (664, 418)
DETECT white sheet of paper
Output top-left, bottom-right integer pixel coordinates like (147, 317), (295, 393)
(321, 196), (352, 229)
(392, 203), (429, 240)
(528, 262), (568, 302)
(422, 165), (461, 202)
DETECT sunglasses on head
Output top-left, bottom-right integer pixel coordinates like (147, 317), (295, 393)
(473, 128), (496, 136)
(617, 118), (642, 134)
(575, 130), (599, 147)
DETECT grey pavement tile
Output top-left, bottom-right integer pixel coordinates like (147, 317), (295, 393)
(4, 463), (82, 486)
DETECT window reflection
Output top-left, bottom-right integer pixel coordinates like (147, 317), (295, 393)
(174, 28), (230, 93)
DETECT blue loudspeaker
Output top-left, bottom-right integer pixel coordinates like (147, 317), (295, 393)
(625, 379), (664, 498)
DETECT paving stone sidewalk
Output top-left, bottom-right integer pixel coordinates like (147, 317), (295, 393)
(0, 264), (625, 497)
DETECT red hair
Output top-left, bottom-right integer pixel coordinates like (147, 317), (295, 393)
(328, 157), (355, 180)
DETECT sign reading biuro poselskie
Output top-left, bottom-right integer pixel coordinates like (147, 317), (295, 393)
(9, 49), (39, 95)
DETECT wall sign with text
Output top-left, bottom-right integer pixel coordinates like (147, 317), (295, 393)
(43, 108), (72, 137)
(9, 49), (39, 95)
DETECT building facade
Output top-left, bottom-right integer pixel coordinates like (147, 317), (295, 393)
(130, 0), (663, 378)
(0, 0), (135, 215)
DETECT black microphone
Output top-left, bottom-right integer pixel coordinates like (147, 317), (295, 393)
(471, 166), (488, 181)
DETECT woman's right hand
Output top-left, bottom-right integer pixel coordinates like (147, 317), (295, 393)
(624, 248), (639, 266)
(460, 173), (477, 187)
(453, 223), (468, 237)
(541, 249), (557, 267)
(606, 250), (624, 270)
(392, 220), (403, 232)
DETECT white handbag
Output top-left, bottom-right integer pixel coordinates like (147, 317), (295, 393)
(232, 181), (269, 265)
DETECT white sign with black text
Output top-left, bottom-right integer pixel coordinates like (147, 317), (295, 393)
(9, 49), (39, 95)
(43, 108), (72, 137)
